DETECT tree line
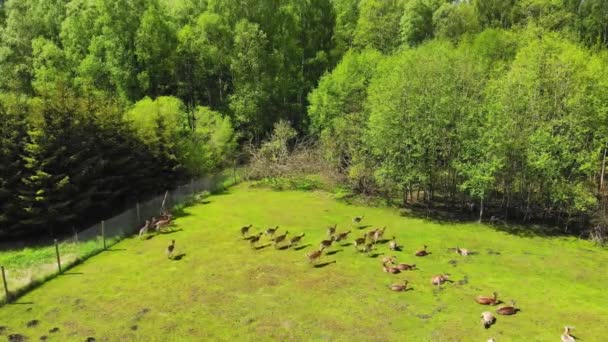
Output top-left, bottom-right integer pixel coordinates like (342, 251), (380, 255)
(1, 0), (607, 239)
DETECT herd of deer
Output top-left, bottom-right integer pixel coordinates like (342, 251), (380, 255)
(238, 215), (578, 341)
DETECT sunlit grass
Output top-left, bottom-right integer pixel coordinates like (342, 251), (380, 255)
(0, 183), (606, 341)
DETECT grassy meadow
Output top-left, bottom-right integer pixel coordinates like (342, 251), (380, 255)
(0, 183), (606, 341)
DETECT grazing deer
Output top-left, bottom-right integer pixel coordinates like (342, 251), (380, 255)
(363, 243), (374, 255)
(382, 256), (397, 265)
(138, 220), (151, 239)
(166, 240), (175, 259)
(366, 229), (378, 241)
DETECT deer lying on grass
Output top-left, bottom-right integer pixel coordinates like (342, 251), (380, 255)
(481, 311), (495, 329)
(389, 280), (410, 292)
(476, 292), (499, 305)
(431, 274), (450, 285)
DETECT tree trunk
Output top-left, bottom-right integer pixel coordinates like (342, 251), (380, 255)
(478, 197), (484, 223)
(601, 142), (607, 192)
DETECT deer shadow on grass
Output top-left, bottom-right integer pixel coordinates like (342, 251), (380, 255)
(326, 249), (343, 256)
(159, 228), (183, 235)
(255, 244), (271, 250)
(293, 244), (311, 251)
(171, 253), (186, 261)
(368, 252), (383, 258)
(356, 225), (372, 230)
(313, 260), (336, 268)
(340, 242), (352, 247)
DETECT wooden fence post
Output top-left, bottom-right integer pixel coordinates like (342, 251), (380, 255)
(1, 266), (9, 302)
(54, 239), (62, 273)
(101, 220), (106, 250)
(136, 202), (141, 224)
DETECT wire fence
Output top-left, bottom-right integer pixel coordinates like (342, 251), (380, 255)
(0, 172), (234, 305)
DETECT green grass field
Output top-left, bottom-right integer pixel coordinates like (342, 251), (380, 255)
(0, 183), (606, 341)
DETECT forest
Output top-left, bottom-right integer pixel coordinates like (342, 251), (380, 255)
(1, 0), (607, 241)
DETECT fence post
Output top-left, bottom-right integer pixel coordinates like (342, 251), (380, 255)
(136, 202), (141, 224)
(54, 239), (62, 273)
(101, 220), (106, 250)
(1, 266), (9, 302)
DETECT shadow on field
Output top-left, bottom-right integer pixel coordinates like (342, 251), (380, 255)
(107, 248), (126, 252)
(368, 253), (383, 258)
(171, 253), (186, 261)
(255, 244), (271, 250)
(314, 260), (336, 268)
(357, 225), (372, 230)
(402, 201), (572, 238)
(159, 228), (183, 235)
(294, 244), (311, 251)
(340, 243), (352, 247)
(326, 249), (343, 256)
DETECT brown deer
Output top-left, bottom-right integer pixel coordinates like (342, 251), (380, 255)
(155, 217), (172, 233)
(496, 301), (519, 315)
(249, 232), (263, 248)
(240, 224), (253, 237)
(265, 226), (279, 237)
(475, 292), (499, 305)
(415, 245), (429, 256)
(382, 262), (400, 274)
(396, 263), (416, 271)
(273, 231), (289, 248)
(335, 230), (351, 243)
(353, 235), (366, 251)
(373, 227), (386, 243)
(307, 249), (324, 263)
(352, 215), (365, 224)
(389, 280), (410, 292)
(320, 236), (335, 250)
(431, 274), (450, 285)
(327, 224), (337, 237)
(289, 233), (305, 248)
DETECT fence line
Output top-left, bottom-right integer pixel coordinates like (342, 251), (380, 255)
(1, 173), (231, 305)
